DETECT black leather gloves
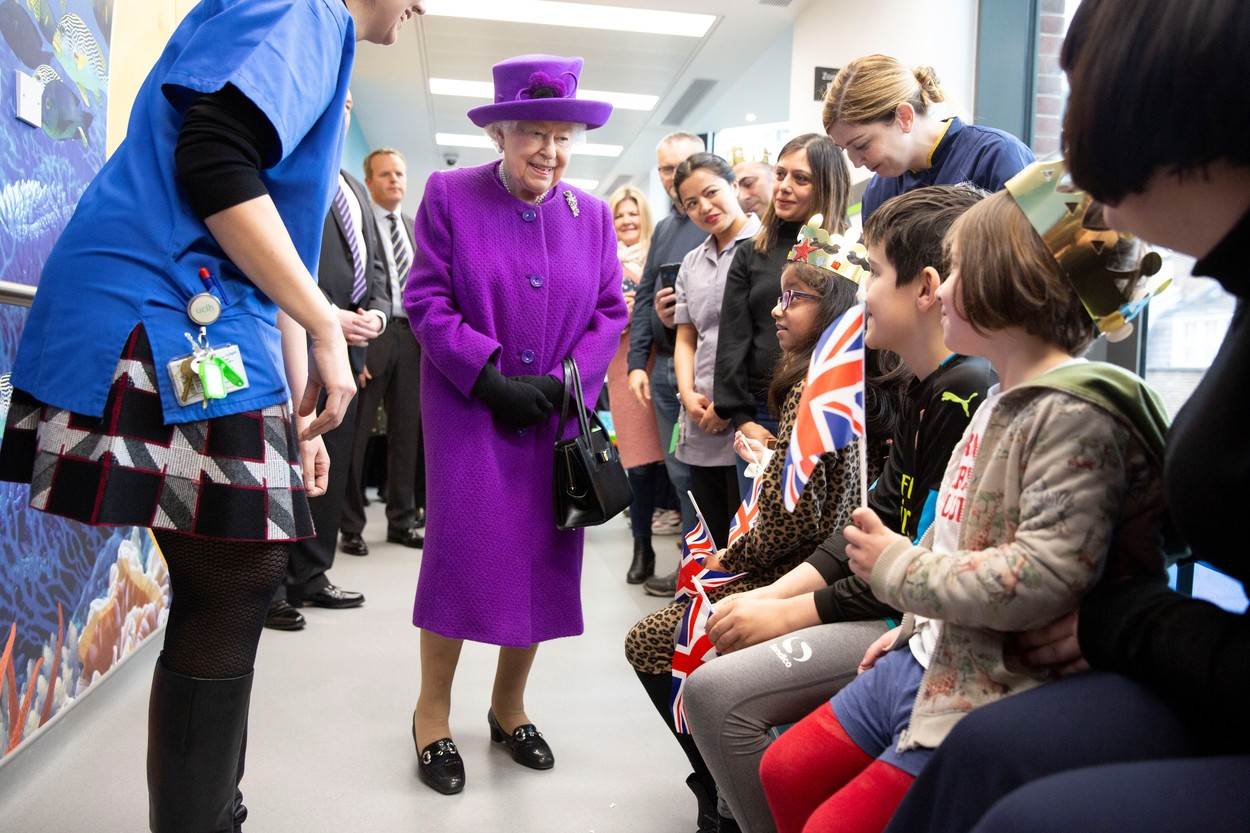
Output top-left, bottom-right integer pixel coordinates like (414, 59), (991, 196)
(512, 375), (565, 409)
(472, 365), (564, 428)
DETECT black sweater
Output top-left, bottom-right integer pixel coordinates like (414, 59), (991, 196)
(806, 355), (996, 623)
(1079, 208), (1250, 749)
(174, 84), (279, 219)
(714, 222), (802, 427)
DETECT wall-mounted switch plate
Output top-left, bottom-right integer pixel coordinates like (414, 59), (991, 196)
(15, 70), (43, 129)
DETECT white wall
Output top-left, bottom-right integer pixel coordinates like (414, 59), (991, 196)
(788, 0), (979, 183)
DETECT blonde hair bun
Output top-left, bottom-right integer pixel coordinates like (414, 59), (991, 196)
(912, 66), (946, 104)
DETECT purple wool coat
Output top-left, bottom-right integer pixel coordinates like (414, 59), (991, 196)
(404, 161), (627, 646)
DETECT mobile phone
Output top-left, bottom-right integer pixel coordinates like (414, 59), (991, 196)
(658, 263), (681, 292)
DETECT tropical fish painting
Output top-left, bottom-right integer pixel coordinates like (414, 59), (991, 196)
(92, 0), (108, 44)
(25, 0), (55, 41)
(32, 60), (57, 84)
(53, 12), (106, 105)
(41, 77), (92, 145)
(1, 0), (140, 768)
(0, 0), (51, 69)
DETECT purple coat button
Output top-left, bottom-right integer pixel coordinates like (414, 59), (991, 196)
(529, 274), (544, 288)
(522, 209), (537, 222)
(521, 349), (536, 365)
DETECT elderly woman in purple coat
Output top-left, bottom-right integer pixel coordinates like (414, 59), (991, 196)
(402, 54), (627, 795)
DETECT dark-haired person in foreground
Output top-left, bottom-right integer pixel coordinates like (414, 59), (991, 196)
(885, 1), (1250, 831)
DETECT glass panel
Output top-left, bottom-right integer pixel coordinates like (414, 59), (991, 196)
(1142, 262), (1236, 418)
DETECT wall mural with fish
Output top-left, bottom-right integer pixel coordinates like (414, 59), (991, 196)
(1, 0), (170, 765)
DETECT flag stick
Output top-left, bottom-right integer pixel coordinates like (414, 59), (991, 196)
(858, 343), (868, 508)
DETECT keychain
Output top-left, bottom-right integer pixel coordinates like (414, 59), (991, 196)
(180, 328), (245, 408)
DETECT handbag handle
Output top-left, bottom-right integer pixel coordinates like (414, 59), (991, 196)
(556, 357), (594, 443)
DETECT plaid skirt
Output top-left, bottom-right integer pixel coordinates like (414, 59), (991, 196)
(0, 328), (313, 542)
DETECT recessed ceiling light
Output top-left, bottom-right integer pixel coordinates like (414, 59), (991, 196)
(429, 78), (658, 112)
(745, 113), (757, 122)
(435, 133), (624, 158)
(422, 0), (715, 38)
(564, 178), (601, 190)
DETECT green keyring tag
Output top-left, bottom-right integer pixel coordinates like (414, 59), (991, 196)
(199, 354), (228, 404)
(214, 356), (245, 388)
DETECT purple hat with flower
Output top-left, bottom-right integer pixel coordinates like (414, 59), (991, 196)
(467, 54), (613, 130)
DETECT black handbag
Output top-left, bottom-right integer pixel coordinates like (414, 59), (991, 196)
(553, 357), (633, 529)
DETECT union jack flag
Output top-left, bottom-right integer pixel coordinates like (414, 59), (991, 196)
(671, 580), (719, 734)
(726, 475), (764, 548)
(782, 303), (866, 512)
(675, 515), (746, 602)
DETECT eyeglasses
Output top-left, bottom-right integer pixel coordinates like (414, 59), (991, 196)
(777, 289), (821, 311)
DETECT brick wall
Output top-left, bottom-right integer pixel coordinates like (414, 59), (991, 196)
(1032, 0), (1069, 156)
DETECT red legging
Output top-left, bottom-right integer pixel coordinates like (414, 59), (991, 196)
(760, 703), (915, 833)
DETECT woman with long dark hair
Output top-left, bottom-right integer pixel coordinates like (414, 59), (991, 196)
(714, 133), (852, 499)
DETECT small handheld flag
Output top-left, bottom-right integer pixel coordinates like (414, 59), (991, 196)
(726, 475), (763, 549)
(670, 579), (719, 734)
(782, 303), (867, 512)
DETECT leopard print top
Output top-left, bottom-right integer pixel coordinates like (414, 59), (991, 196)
(625, 380), (878, 674)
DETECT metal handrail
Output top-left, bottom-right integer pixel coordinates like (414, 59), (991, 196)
(0, 280), (35, 308)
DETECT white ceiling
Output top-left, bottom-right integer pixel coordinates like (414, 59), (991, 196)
(349, 0), (811, 211)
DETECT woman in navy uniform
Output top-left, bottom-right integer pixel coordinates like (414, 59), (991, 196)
(0, 1), (424, 830)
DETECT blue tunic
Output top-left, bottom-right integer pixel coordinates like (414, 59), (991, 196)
(861, 117), (1034, 219)
(12, 0), (355, 424)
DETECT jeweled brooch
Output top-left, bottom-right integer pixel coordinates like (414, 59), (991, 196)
(564, 190), (580, 218)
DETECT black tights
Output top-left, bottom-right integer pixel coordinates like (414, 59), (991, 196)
(154, 531), (288, 679)
(636, 669), (717, 795)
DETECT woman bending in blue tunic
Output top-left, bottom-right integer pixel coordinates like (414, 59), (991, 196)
(0, 2), (424, 830)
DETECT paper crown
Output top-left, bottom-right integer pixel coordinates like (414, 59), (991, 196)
(787, 214), (871, 286)
(1005, 159), (1170, 342)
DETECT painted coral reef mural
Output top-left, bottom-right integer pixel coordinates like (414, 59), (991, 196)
(1, 0), (169, 764)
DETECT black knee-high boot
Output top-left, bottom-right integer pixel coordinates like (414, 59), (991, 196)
(635, 669), (720, 832)
(148, 658), (253, 833)
(232, 720), (248, 832)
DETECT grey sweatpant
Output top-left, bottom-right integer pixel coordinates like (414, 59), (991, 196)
(684, 621), (890, 833)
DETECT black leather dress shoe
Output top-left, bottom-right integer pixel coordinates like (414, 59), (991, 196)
(263, 600), (305, 631)
(387, 526), (424, 548)
(293, 584), (365, 609)
(415, 508), (426, 529)
(487, 711), (554, 770)
(415, 734), (465, 795)
(340, 532), (369, 557)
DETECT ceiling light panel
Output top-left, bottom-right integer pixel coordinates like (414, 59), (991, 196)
(564, 178), (601, 190)
(435, 133), (624, 158)
(429, 78), (658, 112)
(421, 0), (716, 38)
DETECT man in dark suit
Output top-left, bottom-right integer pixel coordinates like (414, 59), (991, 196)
(266, 91), (388, 631)
(340, 147), (424, 554)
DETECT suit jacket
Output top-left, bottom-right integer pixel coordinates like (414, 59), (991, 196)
(319, 171), (390, 374)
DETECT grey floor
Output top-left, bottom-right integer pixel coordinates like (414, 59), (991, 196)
(0, 500), (694, 833)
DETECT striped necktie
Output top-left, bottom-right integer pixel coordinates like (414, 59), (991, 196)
(332, 181), (367, 304)
(388, 213), (411, 286)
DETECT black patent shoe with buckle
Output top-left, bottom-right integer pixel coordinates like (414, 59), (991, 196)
(487, 711), (555, 770)
(414, 724), (465, 795)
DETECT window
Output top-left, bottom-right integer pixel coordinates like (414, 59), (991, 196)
(1031, 0), (1083, 156)
(1143, 260), (1236, 418)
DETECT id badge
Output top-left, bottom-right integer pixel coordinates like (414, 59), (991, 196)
(167, 343), (250, 407)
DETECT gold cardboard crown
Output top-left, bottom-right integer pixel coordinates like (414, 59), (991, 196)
(787, 214), (871, 286)
(1005, 159), (1170, 342)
